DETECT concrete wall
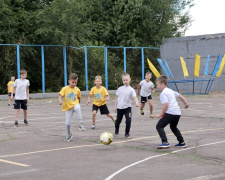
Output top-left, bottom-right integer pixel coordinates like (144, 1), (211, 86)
(160, 33), (225, 91)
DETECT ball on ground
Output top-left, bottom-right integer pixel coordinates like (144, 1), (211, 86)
(100, 131), (113, 145)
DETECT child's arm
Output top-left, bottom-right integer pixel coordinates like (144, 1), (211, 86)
(151, 87), (155, 94)
(86, 94), (92, 105)
(137, 84), (141, 96)
(155, 102), (168, 118)
(105, 95), (109, 101)
(134, 96), (139, 107)
(58, 95), (63, 105)
(78, 97), (81, 104)
(114, 96), (118, 113)
(178, 94), (189, 109)
(26, 86), (29, 102)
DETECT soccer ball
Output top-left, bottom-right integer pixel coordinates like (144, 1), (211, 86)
(100, 132), (113, 145)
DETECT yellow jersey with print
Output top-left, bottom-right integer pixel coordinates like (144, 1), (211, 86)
(7, 81), (15, 93)
(89, 86), (109, 106)
(59, 86), (81, 111)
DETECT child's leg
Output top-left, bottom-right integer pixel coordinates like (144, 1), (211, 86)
(65, 108), (74, 136)
(115, 109), (124, 134)
(124, 107), (132, 135)
(156, 114), (171, 143)
(106, 113), (114, 121)
(15, 109), (20, 120)
(140, 103), (145, 110)
(169, 115), (184, 143)
(74, 104), (83, 124)
(23, 110), (27, 120)
(8, 95), (11, 105)
(148, 99), (153, 115)
(92, 110), (97, 125)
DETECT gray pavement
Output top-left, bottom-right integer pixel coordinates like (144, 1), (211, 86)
(0, 92), (225, 180)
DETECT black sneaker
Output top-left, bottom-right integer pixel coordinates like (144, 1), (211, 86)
(14, 121), (19, 127)
(125, 134), (132, 139)
(175, 142), (187, 148)
(24, 119), (29, 126)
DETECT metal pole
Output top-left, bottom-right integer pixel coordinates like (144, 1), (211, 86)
(16, 44), (20, 78)
(141, 48), (144, 80)
(124, 47), (126, 72)
(41, 46), (45, 92)
(104, 47), (108, 89)
(84, 46), (88, 90)
(63, 46), (67, 86)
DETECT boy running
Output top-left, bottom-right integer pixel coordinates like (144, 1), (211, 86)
(59, 73), (86, 142)
(137, 72), (155, 118)
(86, 75), (115, 129)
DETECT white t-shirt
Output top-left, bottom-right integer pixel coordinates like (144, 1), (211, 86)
(116, 85), (136, 109)
(160, 87), (181, 115)
(139, 80), (154, 97)
(14, 79), (30, 100)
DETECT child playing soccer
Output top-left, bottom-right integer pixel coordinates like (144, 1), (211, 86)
(12, 70), (30, 127)
(114, 72), (139, 139)
(7, 76), (15, 106)
(137, 72), (155, 118)
(59, 73), (86, 142)
(86, 75), (115, 130)
(155, 75), (188, 149)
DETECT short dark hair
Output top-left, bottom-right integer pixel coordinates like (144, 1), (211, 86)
(69, 73), (78, 80)
(156, 75), (167, 85)
(145, 71), (152, 76)
(121, 71), (130, 79)
(20, 69), (27, 75)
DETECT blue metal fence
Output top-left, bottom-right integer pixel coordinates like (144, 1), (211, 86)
(0, 44), (159, 92)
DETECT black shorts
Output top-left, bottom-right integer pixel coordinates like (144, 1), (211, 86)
(8, 93), (15, 96)
(141, 95), (152, 103)
(92, 104), (110, 115)
(14, 100), (28, 110)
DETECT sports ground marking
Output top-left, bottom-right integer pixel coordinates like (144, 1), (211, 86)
(0, 127), (224, 159)
(0, 159), (30, 167)
(105, 140), (225, 180)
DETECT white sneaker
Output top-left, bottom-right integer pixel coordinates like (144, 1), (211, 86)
(91, 125), (96, 130)
(79, 125), (86, 131)
(64, 133), (73, 142)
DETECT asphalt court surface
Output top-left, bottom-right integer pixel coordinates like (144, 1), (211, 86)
(0, 92), (225, 180)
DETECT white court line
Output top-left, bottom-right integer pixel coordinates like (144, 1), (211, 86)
(0, 116), (14, 120)
(105, 140), (225, 180)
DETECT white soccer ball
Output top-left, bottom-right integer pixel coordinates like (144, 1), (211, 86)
(100, 132), (113, 145)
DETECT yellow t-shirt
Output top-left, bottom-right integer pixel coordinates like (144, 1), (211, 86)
(7, 81), (15, 93)
(89, 86), (109, 106)
(59, 86), (81, 111)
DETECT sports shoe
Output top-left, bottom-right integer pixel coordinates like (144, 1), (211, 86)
(140, 109), (144, 115)
(157, 142), (170, 149)
(150, 114), (154, 118)
(91, 125), (96, 130)
(175, 142), (187, 148)
(79, 125), (86, 131)
(64, 133), (73, 142)
(14, 121), (19, 127)
(24, 119), (29, 126)
(114, 133), (119, 137)
(125, 134), (132, 139)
